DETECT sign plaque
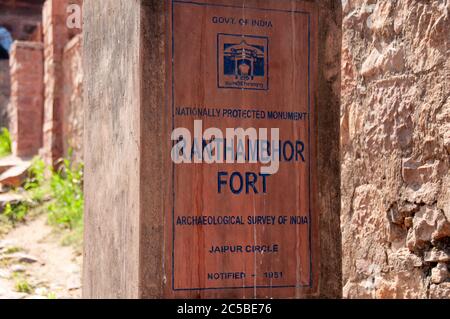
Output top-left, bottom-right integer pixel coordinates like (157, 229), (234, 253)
(167, 0), (318, 297)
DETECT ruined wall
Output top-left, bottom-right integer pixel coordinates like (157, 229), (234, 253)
(41, 0), (83, 165)
(9, 41), (44, 157)
(0, 60), (10, 128)
(1, 0), (83, 161)
(62, 34), (83, 163)
(0, 0), (44, 132)
(341, 0), (450, 298)
(0, 0), (44, 41)
(42, 0), (69, 165)
(0, 0), (83, 164)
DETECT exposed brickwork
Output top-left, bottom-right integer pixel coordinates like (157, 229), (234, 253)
(0, 0), (44, 41)
(62, 34), (83, 163)
(1, 0), (83, 163)
(29, 23), (43, 42)
(0, 60), (10, 129)
(9, 41), (44, 157)
(42, 0), (70, 165)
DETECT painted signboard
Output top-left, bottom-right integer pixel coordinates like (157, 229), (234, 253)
(167, 0), (318, 297)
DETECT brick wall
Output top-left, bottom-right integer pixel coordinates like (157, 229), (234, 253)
(9, 41), (44, 157)
(1, 0), (84, 163)
(62, 34), (83, 163)
(0, 0), (44, 41)
(40, 0), (83, 165)
(42, 0), (70, 165)
(0, 60), (10, 129)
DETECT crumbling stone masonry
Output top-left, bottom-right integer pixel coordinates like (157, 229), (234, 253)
(9, 41), (44, 157)
(0, 0), (43, 41)
(0, 0), (44, 129)
(42, 0), (70, 165)
(341, 0), (450, 299)
(62, 33), (83, 163)
(0, 60), (10, 128)
(0, 0), (83, 163)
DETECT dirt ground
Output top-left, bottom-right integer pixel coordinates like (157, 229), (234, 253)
(0, 215), (81, 299)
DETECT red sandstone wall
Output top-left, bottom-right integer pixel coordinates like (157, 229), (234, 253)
(42, 0), (69, 165)
(9, 41), (44, 157)
(0, 60), (10, 129)
(62, 33), (83, 162)
(1, 0), (84, 162)
(341, 0), (449, 298)
(41, 0), (83, 165)
(0, 0), (44, 41)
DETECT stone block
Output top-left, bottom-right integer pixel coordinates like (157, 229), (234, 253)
(83, 0), (342, 299)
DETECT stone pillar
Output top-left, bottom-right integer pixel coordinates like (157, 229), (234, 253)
(9, 41), (44, 158)
(62, 34), (83, 163)
(42, 0), (69, 165)
(0, 60), (10, 129)
(83, 0), (342, 299)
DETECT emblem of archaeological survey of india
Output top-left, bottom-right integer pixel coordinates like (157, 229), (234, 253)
(217, 33), (269, 91)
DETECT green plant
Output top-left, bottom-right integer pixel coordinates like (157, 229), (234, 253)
(0, 127), (12, 158)
(3, 202), (29, 224)
(0, 156), (84, 248)
(48, 159), (84, 231)
(47, 292), (57, 299)
(4, 246), (22, 254)
(25, 157), (46, 190)
(14, 276), (33, 294)
(0, 158), (46, 227)
(25, 157), (48, 203)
